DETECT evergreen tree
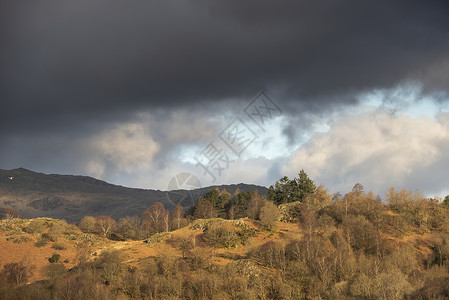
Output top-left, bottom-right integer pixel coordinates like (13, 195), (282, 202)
(443, 195), (449, 207)
(267, 170), (316, 204)
(297, 169), (316, 200)
(232, 191), (254, 218)
(217, 189), (232, 218)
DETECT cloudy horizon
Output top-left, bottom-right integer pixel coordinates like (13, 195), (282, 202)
(1, 1), (449, 198)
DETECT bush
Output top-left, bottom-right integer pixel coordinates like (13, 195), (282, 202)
(52, 241), (66, 250)
(250, 241), (287, 270)
(144, 232), (173, 247)
(47, 222), (68, 241)
(13, 236), (32, 244)
(43, 263), (67, 287)
(24, 220), (48, 234)
(170, 235), (196, 258)
(49, 254), (61, 264)
(187, 247), (213, 270)
(95, 250), (126, 286)
(78, 216), (96, 233)
(35, 238), (49, 247)
(203, 222), (242, 248)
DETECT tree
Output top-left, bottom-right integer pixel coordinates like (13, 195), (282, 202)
(1, 208), (19, 220)
(116, 216), (143, 240)
(227, 205), (235, 220)
(95, 250), (125, 286)
(44, 263), (67, 288)
(163, 209), (170, 232)
(246, 191), (266, 220)
(171, 204), (185, 230)
(0, 260), (33, 285)
(217, 189), (232, 218)
(193, 198), (216, 219)
(267, 176), (299, 205)
(96, 216), (116, 238)
(443, 195), (449, 207)
(259, 201), (280, 230)
(352, 183), (365, 196)
(204, 189), (220, 207)
(267, 170), (316, 205)
(297, 169), (316, 200)
(79, 216), (97, 233)
(142, 202), (168, 234)
(232, 191), (255, 218)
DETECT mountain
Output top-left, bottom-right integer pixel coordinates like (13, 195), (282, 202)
(0, 168), (268, 222)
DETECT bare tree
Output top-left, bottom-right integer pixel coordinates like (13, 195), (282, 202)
(163, 209), (170, 232)
(171, 204), (184, 230)
(259, 201), (280, 230)
(246, 193), (266, 220)
(142, 202), (167, 234)
(2, 207), (19, 220)
(96, 216), (116, 238)
(116, 216), (143, 240)
(0, 259), (34, 285)
(193, 198), (216, 219)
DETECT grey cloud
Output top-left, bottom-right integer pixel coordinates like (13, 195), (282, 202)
(2, 0), (449, 132)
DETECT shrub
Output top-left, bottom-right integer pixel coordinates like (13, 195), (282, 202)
(170, 235), (196, 258)
(43, 263), (67, 287)
(47, 222), (68, 241)
(35, 238), (49, 247)
(187, 247), (213, 270)
(95, 250), (126, 286)
(49, 254), (61, 263)
(203, 223), (242, 249)
(250, 241), (287, 270)
(52, 241), (66, 250)
(13, 236), (31, 244)
(144, 232), (173, 247)
(78, 216), (96, 233)
(24, 219), (48, 234)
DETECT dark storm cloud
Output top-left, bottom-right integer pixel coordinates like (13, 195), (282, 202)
(1, 0), (449, 134)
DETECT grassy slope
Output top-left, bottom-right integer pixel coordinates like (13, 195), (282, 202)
(0, 218), (301, 283)
(0, 214), (431, 284)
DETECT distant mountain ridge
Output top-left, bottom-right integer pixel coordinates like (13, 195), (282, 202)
(0, 168), (268, 222)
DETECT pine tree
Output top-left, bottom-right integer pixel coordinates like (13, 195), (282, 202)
(297, 169), (316, 201)
(443, 195), (449, 207)
(267, 170), (316, 204)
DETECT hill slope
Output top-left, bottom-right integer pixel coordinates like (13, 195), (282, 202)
(0, 168), (267, 222)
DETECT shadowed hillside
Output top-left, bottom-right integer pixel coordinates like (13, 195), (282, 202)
(0, 168), (267, 222)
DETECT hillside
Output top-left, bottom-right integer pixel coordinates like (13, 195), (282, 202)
(0, 206), (447, 299)
(0, 217), (301, 283)
(0, 168), (267, 222)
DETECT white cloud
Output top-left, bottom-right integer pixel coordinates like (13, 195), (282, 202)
(282, 110), (449, 196)
(86, 122), (159, 177)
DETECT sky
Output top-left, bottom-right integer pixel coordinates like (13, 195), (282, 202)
(1, 1), (449, 198)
